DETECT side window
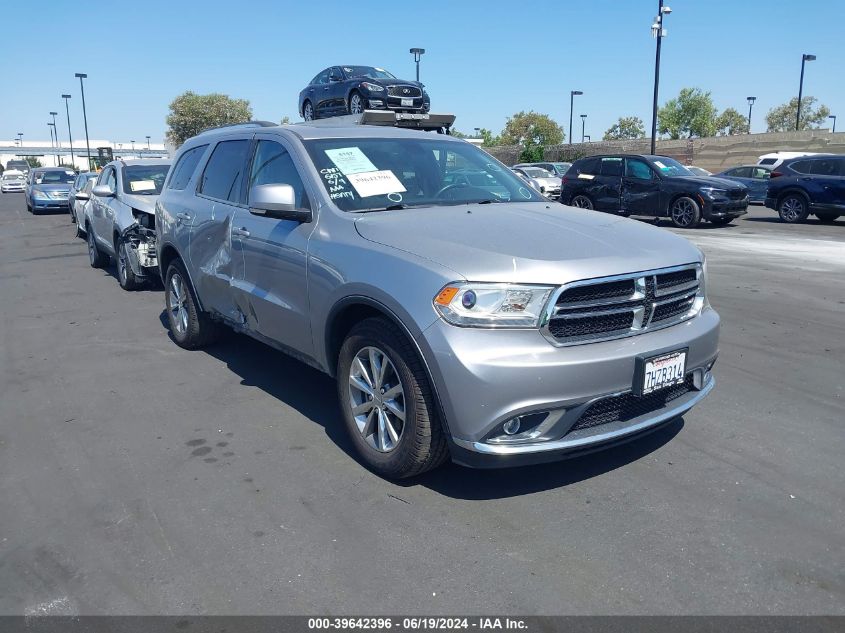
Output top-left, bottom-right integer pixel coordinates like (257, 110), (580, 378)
(248, 140), (310, 210)
(809, 159), (838, 176)
(625, 159), (653, 180)
(199, 139), (250, 203)
(789, 160), (812, 174)
(731, 167), (752, 178)
(837, 158), (845, 176)
(577, 157), (600, 175)
(751, 167), (771, 180)
(168, 144), (208, 190)
(99, 167), (116, 192)
(758, 158), (776, 166)
(600, 157), (623, 177)
(315, 70), (330, 85)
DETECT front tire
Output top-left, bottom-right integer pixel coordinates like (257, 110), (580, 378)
(348, 91), (364, 115)
(777, 193), (809, 223)
(570, 194), (594, 210)
(337, 317), (449, 479)
(302, 100), (314, 121)
(670, 196), (702, 228)
(117, 240), (140, 291)
(164, 260), (221, 350)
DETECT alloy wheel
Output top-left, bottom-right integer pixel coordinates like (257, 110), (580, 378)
(118, 243), (128, 283)
(781, 197), (804, 222)
(350, 94), (364, 115)
(347, 346), (406, 453)
(303, 102), (313, 121)
(571, 195), (593, 209)
(168, 273), (189, 335)
(87, 230), (97, 265)
(671, 198), (696, 227)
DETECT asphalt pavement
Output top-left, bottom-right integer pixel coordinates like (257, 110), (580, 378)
(0, 195), (843, 615)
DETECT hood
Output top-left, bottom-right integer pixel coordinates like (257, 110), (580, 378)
(121, 193), (159, 214)
(673, 175), (747, 190)
(364, 77), (424, 91)
(354, 203), (703, 285)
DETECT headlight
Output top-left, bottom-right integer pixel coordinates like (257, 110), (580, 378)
(697, 254), (710, 310)
(33, 190), (50, 200)
(361, 82), (384, 92)
(433, 282), (555, 328)
(699, 186), (726, 198)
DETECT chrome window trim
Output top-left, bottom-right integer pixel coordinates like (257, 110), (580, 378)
(540, 263), (702, 347)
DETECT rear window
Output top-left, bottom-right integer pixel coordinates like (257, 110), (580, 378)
(574, 157), (600, 175)
(199, 140), (250, 203)
(758, 158), (777, 165)
(808, 158), (843, 177)
(168, 144), (208, 190)
(789, 160), (813, 175)
(600, 157), (623, 177)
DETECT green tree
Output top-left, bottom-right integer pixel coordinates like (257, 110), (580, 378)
(715, 107), (749, 135)
(280, 116), (291, 125)
(603, 116), (646, 140)
(658, 88), (718, 139)
(25, 157), (43, 168)
(448, 128), (468, 139)
(479, 128), (501, 147)
(519, 146), (545, 162)
(765, 96), (831, 132)
(165, 91), (253, 147)
(500, 111), (564, 147)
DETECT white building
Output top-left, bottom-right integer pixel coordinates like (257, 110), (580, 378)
(1, 138), (169, 172)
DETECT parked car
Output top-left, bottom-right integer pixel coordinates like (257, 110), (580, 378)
(5, 159), (30, 175)
(764, 154), (844, 223)
(511, 166), (561, 199)
(442, 168), (510, 200)
(686, 166), (711, 177)
(298, 65), (430, 120)
(561, 154), (749, 228)
(155, 122), (718, 478)
(1, 170), (26, 193)
(71, 176), (97, 238)
(714, 165), (772, 203)
(757, 151), (819, 169)
(84, 159), (172, 289)
(25, 167), (76, 214)
(514, 162), (572, 177)
(68, 171), (98, 223)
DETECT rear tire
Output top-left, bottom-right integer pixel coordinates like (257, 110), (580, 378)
(777, 193), (809, 223)
(302, 100), (314, 121)
(670, 196), (702, 228)
(117, 239), (140, 291)
(164, 260), (221, 350)
(337, 317), (449, 479)
(570, 195), (594, 210)
(348, 91), (364, 115)
(815, 212), (840, 223)
(87, 224), (109, 268)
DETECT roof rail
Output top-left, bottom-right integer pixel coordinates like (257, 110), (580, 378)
(198, 120), (278, 135)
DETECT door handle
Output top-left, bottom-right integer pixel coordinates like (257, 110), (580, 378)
(232, 227), (250, 237)
(176, 212), (191, 221)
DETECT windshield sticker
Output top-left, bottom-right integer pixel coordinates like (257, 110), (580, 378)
(343, 67), (353, 72)
(320, 167), (355, 201)
(375, 67), (385, 72)
(129, 179), (156, 192)
(324, 147), (379, 175)
(347, 170), (407, 198)
(653, 161), (667, 169)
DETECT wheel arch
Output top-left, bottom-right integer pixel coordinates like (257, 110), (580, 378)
(158, 243), (205, 312)
(775, 187), (810, 206)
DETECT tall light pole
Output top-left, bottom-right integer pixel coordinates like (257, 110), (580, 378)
(62, 94), (75, 167)
(409, 48), (425, 82)
(830, 115), (837, 133)
(48, 123), (59, 166)
(796, 54), (816, 131)
(580, 114), (587, 143)
(569, 90), (583, 144)
(131, 140), (136, 157)
(145, 135), (151, 151)
(17, 133), (23, 148)
(650, 1), (671, 154)
(75, 72), (92, 169)
(746, 96), (756, 133)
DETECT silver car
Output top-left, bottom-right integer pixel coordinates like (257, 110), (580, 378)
(156, 123), (719, 478)
(68, 171), (97, 226)
(84, 159), (172, 290)
(1, 171), (26, 193)
(512, 166), (562, 199)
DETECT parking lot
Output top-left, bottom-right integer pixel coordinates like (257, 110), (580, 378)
(0, 193), (843, 615)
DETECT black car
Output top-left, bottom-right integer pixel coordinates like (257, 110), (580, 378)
(764, 154), (845, 223)
(298, 65), (430, 120)
(560, 154), (749, 228)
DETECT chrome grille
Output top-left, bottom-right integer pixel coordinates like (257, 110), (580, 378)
(387, 85), (422, 97)
(543, 264), (702, 346)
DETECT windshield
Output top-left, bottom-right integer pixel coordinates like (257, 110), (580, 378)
(342, 66), (396, 80)
(522, 167), (553, 178)
(122, 164), (170, 195)
(650, 157), (694, 177)
(551, 163), (571, 174)
(35, 170), (75, 184)
(2, 174), (25, 181)
(303, 138), (545, 212)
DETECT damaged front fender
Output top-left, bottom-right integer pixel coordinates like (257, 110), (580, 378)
(119, 212), (159, 278)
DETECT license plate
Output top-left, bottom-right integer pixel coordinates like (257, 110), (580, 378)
(401, 98), (414, 107)
(635, 349), (687, 396)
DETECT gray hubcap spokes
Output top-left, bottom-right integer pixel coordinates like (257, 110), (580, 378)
(168, 274), (189, 335)
(572, 196), (591, 209)
(348, 346), (406, 453)
(782, 198), (803, 221)
(118, 243), (127, 282)
(88, 230), (96, 263)
(351, 94), (364, 114)
(672, 198), (695, 226)
(304, 103), (313, 120)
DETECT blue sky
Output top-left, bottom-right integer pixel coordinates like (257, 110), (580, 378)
(4, 0), (844, 144)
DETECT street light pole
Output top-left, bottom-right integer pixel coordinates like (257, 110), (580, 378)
(131, 140), (136, 157)
(650, 0), (671, 154)
(48, 123), (58, 166)
(580, 114), (587, 143)
(17, 133), (23, 149)
(569, 90), (582, 144)
(50, 111), (60, 165)
(830, 115), (837, 133)
(796, 53), (816, 131)
(62, 94), (75, 167)
(746, 96), (756, 133)
(145, 135), (151, 151)
(409, 48), (425, 82)
(75, 73), (92, 169)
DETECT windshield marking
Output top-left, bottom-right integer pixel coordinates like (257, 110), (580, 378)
(324, 147), (378, 175)
(347, 170), (406, 198)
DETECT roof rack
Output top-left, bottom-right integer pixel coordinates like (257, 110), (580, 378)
(297, 110), (456, 133)
(198, 120), (278, 135)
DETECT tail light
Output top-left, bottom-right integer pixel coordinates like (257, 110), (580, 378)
(562, 176), (569, 186)
(770, 171), (784, 178)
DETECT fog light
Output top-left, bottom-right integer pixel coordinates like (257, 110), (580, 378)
(503, 419), (521, 435)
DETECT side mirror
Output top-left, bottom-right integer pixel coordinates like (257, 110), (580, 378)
(75, 192), (90, 200)
(249, 184), (312, 222)
(92, 184), (114, 197)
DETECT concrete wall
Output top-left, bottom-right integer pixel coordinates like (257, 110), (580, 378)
(482, 130), (845, 172)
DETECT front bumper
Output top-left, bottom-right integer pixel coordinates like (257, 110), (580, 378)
(420, 307), (720, 468)
(32, 197), (70, 210)
(703, 196), (748, 220)
(366, 95), (430, 113)
(2, 185), (25, 192)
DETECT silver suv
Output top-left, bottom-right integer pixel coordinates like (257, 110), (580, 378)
(156, 122), (719, 478)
